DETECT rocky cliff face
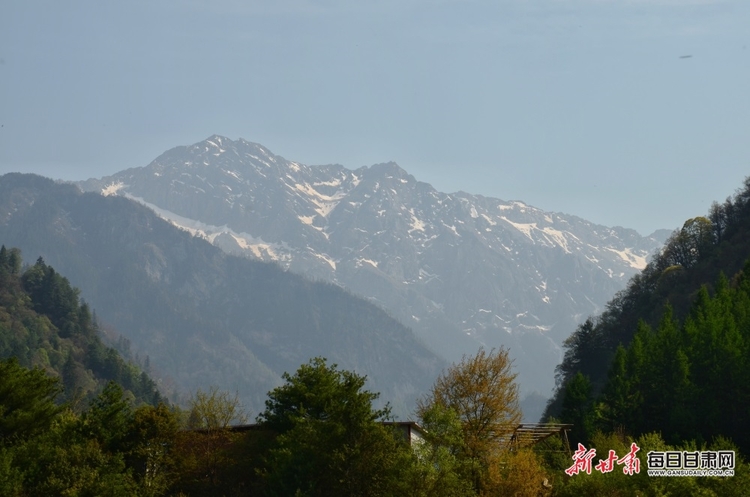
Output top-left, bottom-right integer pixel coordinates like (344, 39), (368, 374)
(81, 135), (666, 397)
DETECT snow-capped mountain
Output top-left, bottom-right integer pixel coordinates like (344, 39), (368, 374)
(80, 135), (667, 398)
(0, 173), (446, 417)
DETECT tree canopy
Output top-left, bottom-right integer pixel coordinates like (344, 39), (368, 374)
(257, 357), (412, 497)
(0, 357), (62, 444)
(0, 247), (163, 406)
(416, 347), (523, 494)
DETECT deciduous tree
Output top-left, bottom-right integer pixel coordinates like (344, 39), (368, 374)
(187, 386), (247, 430)
(181, 387), (248, 490)
(416, 347), (522, 493)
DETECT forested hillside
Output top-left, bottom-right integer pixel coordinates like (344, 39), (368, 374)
(597, 270), (750, 448)
(545, 177), (750, 451)
(0, 246), (162, 406)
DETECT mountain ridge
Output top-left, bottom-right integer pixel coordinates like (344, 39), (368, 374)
(79, 135), (668, 402)
(0, 173), (444, 417)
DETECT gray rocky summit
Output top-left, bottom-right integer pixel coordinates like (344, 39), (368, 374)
(80, 135), (666, 403)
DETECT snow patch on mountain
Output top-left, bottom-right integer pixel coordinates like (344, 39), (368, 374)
(409, 211), (426, 233)
(356, 258), (379, 268)
(502, 218), (536, 240)
(481, 214), (497, 226)
(101, 181), (125, 196)
(606, 247), (648, 270)
(223, 169), (241, 180)
(540, 227), (572, 253)
(313, 178), (342, 187)
(314, 252), (337, 270)
(294, 183), (345, 217)
(122, 193), (292, 262)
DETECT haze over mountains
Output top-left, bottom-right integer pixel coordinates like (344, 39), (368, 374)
(0, 174), (444, 417)
(79, 135), (669, 402)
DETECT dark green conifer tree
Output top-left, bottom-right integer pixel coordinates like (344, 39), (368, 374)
(0, 357), (62, 444)
(560, 372), (595, 445)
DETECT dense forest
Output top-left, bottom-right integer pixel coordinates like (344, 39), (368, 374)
(0, 246), (162, 406)
(548, 177), (750, 416)
(1, 345), (549, 496)
(579, 269), (750, 449)
(3, 341), (747, 495)
(535, 178), (750, 493)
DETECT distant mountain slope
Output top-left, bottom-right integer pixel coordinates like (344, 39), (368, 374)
(0, 173), (444, 416)
(79, 135), (666, 398)
(0, 245), (163, 407)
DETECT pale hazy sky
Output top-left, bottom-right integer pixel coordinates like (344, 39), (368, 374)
(1, 0), (748, 235)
